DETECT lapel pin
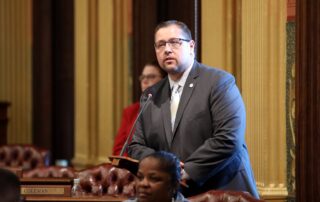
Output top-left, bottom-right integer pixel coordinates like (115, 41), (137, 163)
(189, 83), (194, 88)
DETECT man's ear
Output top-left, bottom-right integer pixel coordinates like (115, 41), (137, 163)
(189, 40), (195, 55)
(189, 40), (195, 48)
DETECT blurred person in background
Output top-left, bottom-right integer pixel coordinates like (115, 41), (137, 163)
(112, 61), (166, 156)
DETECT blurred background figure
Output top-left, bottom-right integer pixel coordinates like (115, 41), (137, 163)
(112, 61), (167, 156)
(0, 168), (21, 202)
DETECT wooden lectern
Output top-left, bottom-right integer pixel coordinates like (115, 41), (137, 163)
(109, 155), (139, 175)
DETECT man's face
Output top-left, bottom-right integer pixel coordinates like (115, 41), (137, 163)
(154, 25), (195, 76)
(136, 157), (174, 202)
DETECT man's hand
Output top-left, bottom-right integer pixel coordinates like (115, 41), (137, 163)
(181, 169), (190, 180)
(179, 162), (189, 187)
(180, 178), (189, 188)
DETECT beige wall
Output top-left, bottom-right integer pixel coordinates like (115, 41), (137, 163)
(202, 0), (287, 200)
(0, 0), (33, 144)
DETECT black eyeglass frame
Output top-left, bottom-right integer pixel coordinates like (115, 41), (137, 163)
(139, 74), (162, 81)
(154, 38), (191, 50)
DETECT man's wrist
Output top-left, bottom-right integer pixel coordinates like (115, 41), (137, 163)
(181, 169), (190, 180)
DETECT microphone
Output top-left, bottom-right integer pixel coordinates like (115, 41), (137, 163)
(109, 93), (153, 174)
(120, 93), (152, 156)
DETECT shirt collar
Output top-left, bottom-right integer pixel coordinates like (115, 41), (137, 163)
(168, 61), (194, 90)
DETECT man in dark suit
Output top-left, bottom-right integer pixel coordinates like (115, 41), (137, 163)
(128, 20), (259, 199)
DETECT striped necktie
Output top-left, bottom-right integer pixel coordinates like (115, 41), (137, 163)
(170, 84), (181, 130)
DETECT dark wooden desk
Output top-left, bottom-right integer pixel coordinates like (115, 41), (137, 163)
(21, 178), (73, 197)
(21, 178), (128, 201)
(24, 195), (127, 202)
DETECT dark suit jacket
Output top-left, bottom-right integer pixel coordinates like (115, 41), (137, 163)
(128, 61), (259, 198)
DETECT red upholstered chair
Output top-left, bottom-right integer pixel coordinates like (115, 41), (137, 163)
(76, 163), (136, 197)
(188, 190), (265, 202)
(0, 144), (50, 170)
(22, 166), (76, 178)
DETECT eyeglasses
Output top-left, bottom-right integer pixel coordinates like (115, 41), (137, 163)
(139, 74), (162, 81)
(154, 38), (191, 51)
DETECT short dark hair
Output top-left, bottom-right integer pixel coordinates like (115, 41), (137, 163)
(144, 60), (167, 78)
(0, 168), (21, 202)
(141, 151), (181, 187)
(154, 20), (192, 40)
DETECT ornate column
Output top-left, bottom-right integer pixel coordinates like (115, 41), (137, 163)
(0, 0), (33, 144)
(242, 0), (287, 199)
(202, 0), (288, 200)
(73, 0), (131, 168)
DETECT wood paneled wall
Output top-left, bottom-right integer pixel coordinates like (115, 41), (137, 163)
(296, 0), (320, 201)
(32, 0), (74, 163)
(32, 0), (53, 150)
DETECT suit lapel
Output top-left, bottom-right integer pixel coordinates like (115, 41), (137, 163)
(172, 63), (200, 135)
(160, 81), (173, 147)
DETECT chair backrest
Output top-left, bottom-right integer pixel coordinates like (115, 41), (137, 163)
(76, 163), (136, 197)
(0, 144), (50, 170)
(21, 162), (136, 197)
(188, 190), (265, 202)
(22, 165), (76, 178)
